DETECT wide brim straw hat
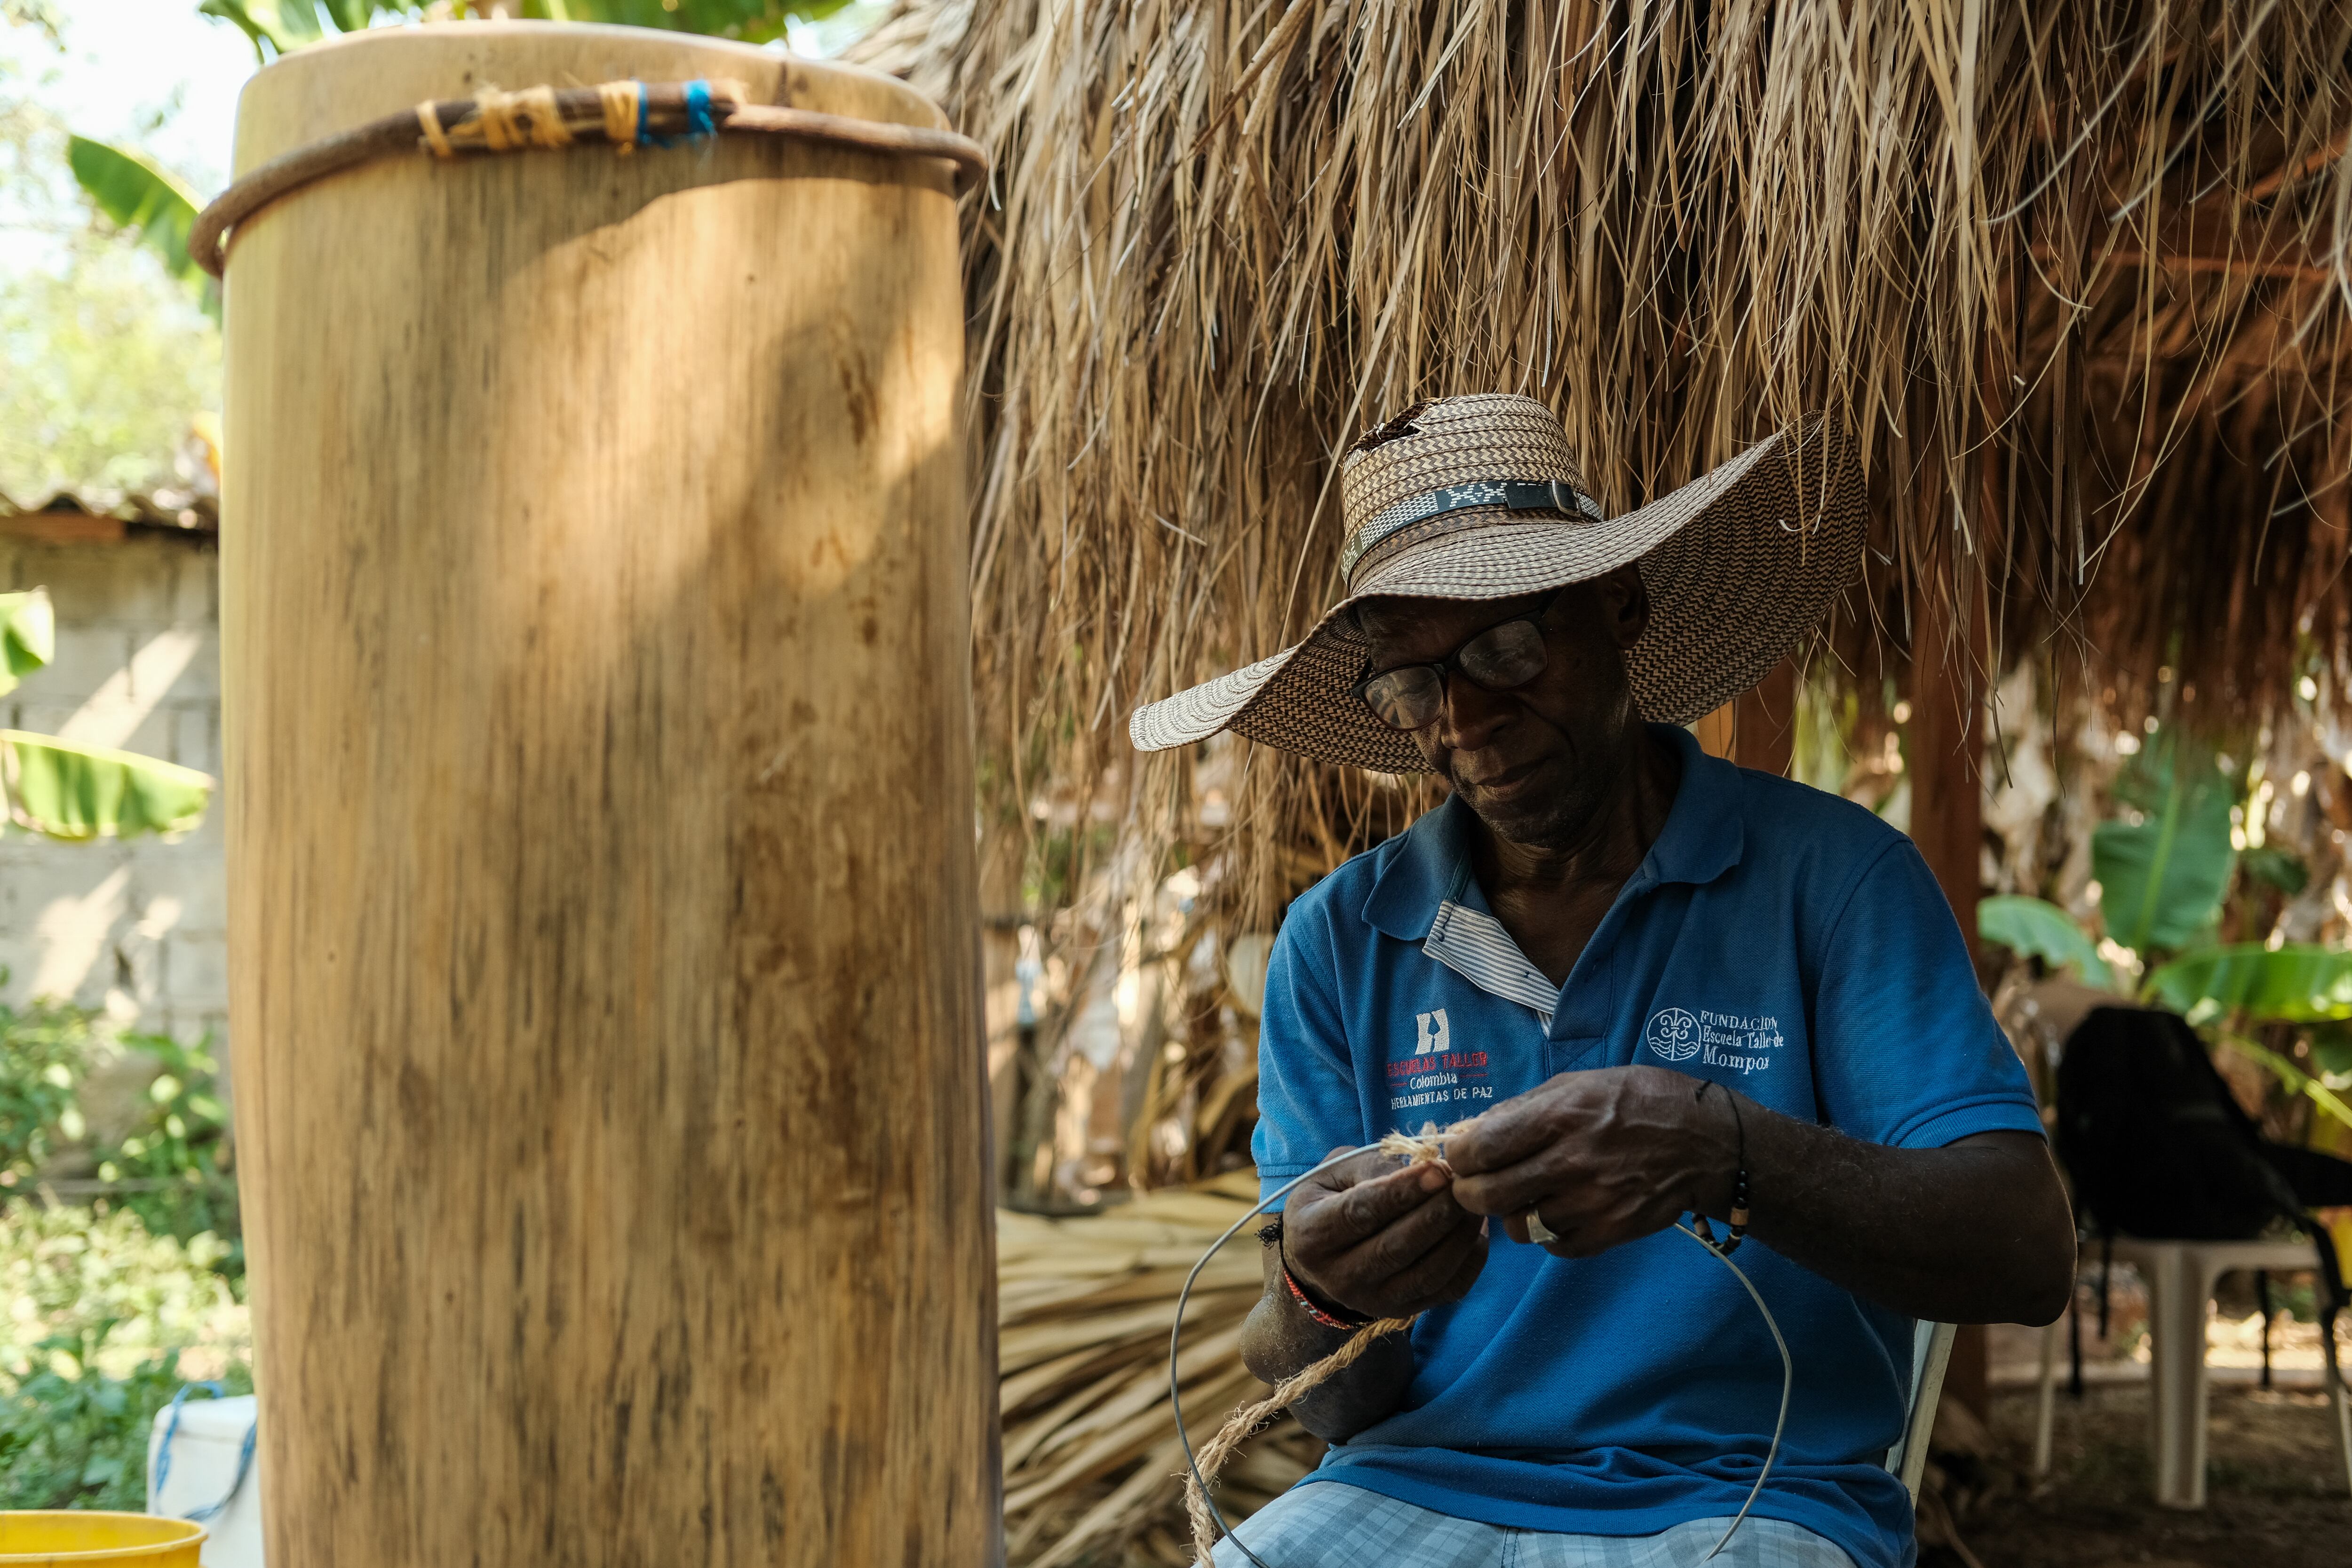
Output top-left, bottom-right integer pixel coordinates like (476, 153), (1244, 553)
(1127, 393), (1867, 773)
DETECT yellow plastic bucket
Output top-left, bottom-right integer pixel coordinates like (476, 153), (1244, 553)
(0, 1513), (205, 1565)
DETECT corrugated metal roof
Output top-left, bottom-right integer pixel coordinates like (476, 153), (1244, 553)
(0, 488), (218, 541)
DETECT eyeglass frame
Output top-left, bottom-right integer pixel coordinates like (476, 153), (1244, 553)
(1349, 586), (1571, 732)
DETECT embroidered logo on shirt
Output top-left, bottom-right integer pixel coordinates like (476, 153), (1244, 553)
(1386, 1008), (1494, 1113)
(1643, 1007), (1784, 1073)
(1643, 1007), (1700, 1061)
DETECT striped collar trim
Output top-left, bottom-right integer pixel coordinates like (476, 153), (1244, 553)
(1424, 900), (1557, 1026)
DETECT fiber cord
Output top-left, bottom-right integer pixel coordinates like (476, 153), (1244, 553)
(1168, 1145), (1792, 1568)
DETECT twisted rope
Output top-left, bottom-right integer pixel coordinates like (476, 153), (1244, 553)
(1173, 1133), (1457, 1568)
(596, 80), (643, 154)
(191, 76), (989, 278)
(1181, 1311), (1416, 1566)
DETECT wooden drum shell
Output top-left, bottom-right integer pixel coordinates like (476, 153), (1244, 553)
(219, 23), (994, 1567)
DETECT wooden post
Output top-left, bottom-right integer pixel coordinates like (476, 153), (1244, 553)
(219, 24), (997, 1568)
(1692, 704), (1736, 759)
(1732, 658), (1798, 777)
(1909, 557), (1991, 1421)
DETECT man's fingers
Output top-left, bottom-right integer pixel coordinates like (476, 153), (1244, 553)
(1296, 1146), (1401, 1197)
(1314, 1161), (1453, 1244)
(1443, 1089), (1570, 1177)
(1449, 1148), (1573, 1218)
(1434, 1226), (1490, 1301)
(1402, 1219), (1487, 1303)
(1333, 1183), (1475, 1281)
(1355, 1210), (1485, 1313)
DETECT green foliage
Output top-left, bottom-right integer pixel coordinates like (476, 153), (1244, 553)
(0, 1200), (252, 1509)
(199, 0), (848, 60)
(0, 586), (55, 696)
(0, 1199), (245, 1377)
(0, 731), (214, 842)
(0, 593), (212, 843)
(0, 1001), (240, 1273)
(195, 0), (339, 58)
(0, 1158), (251, 1513)
(0, 1331), (248, 1510)
(2145, 944), (2352, 1026)
(89, 1035), (240, 1275)
(0, 233), (221, 505)
(2212, 1032), (2352, 1143)
(2308, 1022), (2352, 1082)
(0, 987), (95, 1179)
(2241, 844), (2311, 896)
(2092, 737), (2238, 955)
(1978, 894), (2114, 991)
(64, 135), (214, 318)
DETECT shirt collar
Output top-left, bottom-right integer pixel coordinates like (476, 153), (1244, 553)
(1359, 722), (1744, 942)
(1643, 722), (1745, 889)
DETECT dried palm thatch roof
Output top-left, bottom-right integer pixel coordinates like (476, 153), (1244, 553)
(851, 0), (2352, 915)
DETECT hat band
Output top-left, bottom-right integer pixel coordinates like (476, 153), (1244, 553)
(1338, 478), (1605, 583)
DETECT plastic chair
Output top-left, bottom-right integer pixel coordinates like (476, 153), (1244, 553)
(2030, 1236), (2352, 1507)
(1886, 1319), (1955, 1500)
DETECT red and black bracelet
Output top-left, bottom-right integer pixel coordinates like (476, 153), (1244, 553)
(1282, 1264), (1375, 1329)
(1266, 1221), (1376, 1329)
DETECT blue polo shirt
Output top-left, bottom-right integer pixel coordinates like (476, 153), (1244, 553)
(1253, 724), (2042, 1568)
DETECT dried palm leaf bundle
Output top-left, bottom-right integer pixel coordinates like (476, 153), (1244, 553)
(996, 1172), (1319, 1566)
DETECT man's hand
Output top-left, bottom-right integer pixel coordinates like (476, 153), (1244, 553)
(1443, 1066), (2077, 1325)
(1282, 1146), (1488, 1319)
(1445, 1067), (1724, 1257)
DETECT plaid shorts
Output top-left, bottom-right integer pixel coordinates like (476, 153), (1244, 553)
(1210, 1482), (1859, 1568)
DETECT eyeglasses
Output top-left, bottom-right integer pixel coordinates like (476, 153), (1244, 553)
(1352, 590), (1566, 732)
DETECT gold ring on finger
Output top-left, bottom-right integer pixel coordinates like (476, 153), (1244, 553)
(1524, 1209), (1559, 1246)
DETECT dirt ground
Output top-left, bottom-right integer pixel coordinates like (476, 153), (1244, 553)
(1922, 1382), (2350, 1568)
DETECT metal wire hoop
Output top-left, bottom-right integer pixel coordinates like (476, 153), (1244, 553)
(1166, 1146), (1794, 1568)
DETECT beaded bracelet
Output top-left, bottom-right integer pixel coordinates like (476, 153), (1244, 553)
(1264, 1221), (1376, 1330)
(1283, 1265), (1375, 1330)
(1692, 1079), (1751, 1255)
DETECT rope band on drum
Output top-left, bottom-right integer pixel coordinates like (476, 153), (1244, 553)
(191, 75), (991, 278)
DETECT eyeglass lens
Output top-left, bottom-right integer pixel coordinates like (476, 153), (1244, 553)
(1359, 617), (1551, 731)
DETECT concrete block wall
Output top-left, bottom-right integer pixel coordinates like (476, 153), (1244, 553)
(0, 532), (227, 1047)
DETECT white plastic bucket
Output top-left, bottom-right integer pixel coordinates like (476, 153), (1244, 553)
(146, 1393), (263, 1568)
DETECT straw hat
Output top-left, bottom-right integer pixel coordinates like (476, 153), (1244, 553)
(1127, 393), (1866, 773)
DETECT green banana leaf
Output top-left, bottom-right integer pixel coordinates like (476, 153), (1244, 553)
(196, 0), (335, 56)
(1978, 894), (2114, 991)
(64, 135), (217, 317)
(2091, 737), (2237, 955)
(0, 589), (55, 697)
(0, 732), (213, 843)
(2144, 943), (2352, 1025)
(2215, 1032), (2352, 1137)
(2241, 844), (2311, 895)
(199, 0), (845, 59)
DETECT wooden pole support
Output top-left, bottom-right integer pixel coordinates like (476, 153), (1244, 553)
(1910, 550), (1992, 1422)
(1731, 659), (1798, 777)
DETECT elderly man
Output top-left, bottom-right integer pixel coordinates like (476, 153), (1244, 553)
(1129, 395), (2074, 1568)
